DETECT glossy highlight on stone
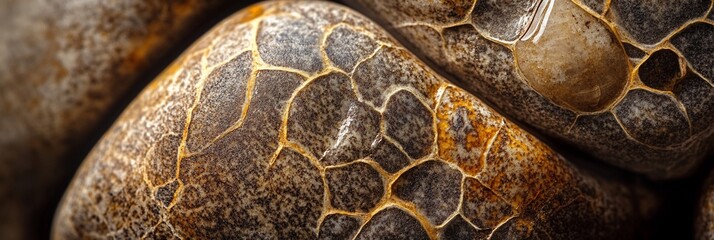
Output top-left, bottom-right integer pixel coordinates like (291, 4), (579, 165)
(515, 0), (629, 112)
(353, 0), (714, 178)
(53, 1), (647, 239)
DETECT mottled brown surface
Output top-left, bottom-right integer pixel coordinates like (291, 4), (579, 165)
(0, 0), (233, 239)
(352, 0), (714, 178)
(54, 1), (647, 239)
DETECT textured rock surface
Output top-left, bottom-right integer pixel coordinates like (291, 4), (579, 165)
(0, 0), (234, 239)
(54, 1), (647, 239)
(351, 0), (714, 178)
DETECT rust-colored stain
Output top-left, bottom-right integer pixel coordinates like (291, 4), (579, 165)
(53, 1), (646, 239)
(237, 4), (264, 23)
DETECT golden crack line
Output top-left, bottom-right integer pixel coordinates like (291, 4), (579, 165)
(464, 0), (478, 21)
(351, 201), (437, 240)
(254, 64), (311, 78)
(322, 209), (366, 217)
(393, 198), (440, 239)
(472, 123), (520, 209)
(380, 86), (436, 115)
(672, 93), (694, 138)
(634, 18), (709, 50)
(324, 158), (385, 173)
(379, 134), (415, 162)
(566, 114), (581, 133)
(278, 141), (329, 234)
(349, 44), (384, 102)
(316, 162), (331, 234)
(436, 174), (466, 229)
(430, 84), (449, 159)
(141, 147), (157, 190)
(316, 210), (368, 236)
(162, 218), (184, 240)
(139, 219), (164, 240)
(609, 105), (689, 151)
(173, 48), (211, 201)
(315, 157), (388, 230)
(319, 23), (339, 70)
(668, 46), (714, 87)
(322, 157), (395, 226)
(704, 2), (714, 24)
(187, 50), (257, 155)
(266, 144), (284, 171)
(603, 0), (612, 16)
(277, 68), (336, 146)
(348, 43), (384, 76)
(486, 214), (518, 240)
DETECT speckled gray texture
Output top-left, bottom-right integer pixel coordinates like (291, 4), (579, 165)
(353, 0), (714, 178)
(54, 1), (648, 239)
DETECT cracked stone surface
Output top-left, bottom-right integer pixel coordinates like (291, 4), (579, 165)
(352, 0), (714, 178)
(53, 1), (648, 239)
(0, 0), (234, 239)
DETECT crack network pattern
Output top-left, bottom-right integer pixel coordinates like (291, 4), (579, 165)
(352, 0), (714, 178)
(54, 1), (647, 239)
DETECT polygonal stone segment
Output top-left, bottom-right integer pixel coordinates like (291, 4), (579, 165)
(144, 133), (180, 186)
(671, 22), (714, 83)
(392, 160), (462, 225)
(436, 87), (503, 175)
(353, 47), (441, 108)
(383, 90), (434, 159)
(477, 125), (573, 207)
(186, 51), (252, 151)
(358, 0), (474, 26)
(674, 72), (714, 134)
(325, 25), (379, 72)
(355, 207), (429, 240)
(515, 0), (629, 112)
(440, 215), (489, 240)
(264, 148), (325, 238)
(462, 177), (514, 229)
(318, 214), (361, 240)
(369, 135), (411, 173)
(171, 70), (303, 238)
(155, 181), (179, 207)
(245, 70), (305, 137)
(471, 0), (538, 42)
(322, 102), (381, 166)
(287, 72), (373, 161)
(638, 49), (684, 90)
(325, 162), (385, 212)
(610, 0), (710, 45)
(257, 15), (323, 73)
(612, 89), (690, 147)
